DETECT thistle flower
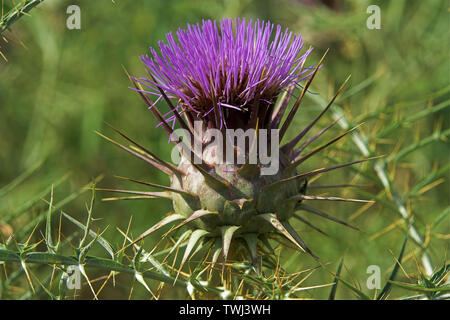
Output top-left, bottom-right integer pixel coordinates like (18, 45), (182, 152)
(99, 18), (372, 271)
(135, 18), (313, 130)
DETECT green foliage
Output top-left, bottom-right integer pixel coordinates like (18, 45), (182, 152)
(0, 0), (44, 35)
(0, 0), (448, 299)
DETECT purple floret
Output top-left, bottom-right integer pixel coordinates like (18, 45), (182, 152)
(134, 18), (313, 130)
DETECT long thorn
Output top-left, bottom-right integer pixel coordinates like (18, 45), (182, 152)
(113, 175), (195, 197)
(288, 116), (342, 159)
(146, 69), (192, 135)
(267, 156), (382, 188)
(95, 131), (173, 176)
(95, 187), (173, 199)
(279, 49), (329, 141)
(103, 122), (184, 176)
(297, 195), (373, 203)
(293, 213), (329, 237)
(289, 123), (364, 169)
(297, 204), (360, 231)
(282, 75), (351, 152)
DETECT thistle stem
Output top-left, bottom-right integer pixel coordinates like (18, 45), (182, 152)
(0, 249), (226, 296)
(0, 0), (44, 34)
(328, 103), (434, 276)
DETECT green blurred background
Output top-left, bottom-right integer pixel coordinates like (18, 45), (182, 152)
(0, 0), (448, 299)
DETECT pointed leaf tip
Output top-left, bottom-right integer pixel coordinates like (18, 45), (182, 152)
(220, 225), (240, 262)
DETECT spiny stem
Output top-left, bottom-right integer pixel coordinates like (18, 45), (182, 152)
(0, 0), (44, 34)
(79, 185), (96, 249)
(324, 98), (434, 276)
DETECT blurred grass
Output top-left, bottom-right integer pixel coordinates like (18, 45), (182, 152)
(0, 0), (448, 299)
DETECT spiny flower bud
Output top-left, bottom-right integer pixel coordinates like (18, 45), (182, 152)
(100, 18), (370, 270)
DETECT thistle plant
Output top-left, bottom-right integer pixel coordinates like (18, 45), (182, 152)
(0, 0), (45, 61)
(0, 0), (44, 35)
(1, 2), (448, 300)
(99, 18), (374, 275)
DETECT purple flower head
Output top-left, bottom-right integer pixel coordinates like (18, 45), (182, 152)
(134, 18), (313, 130)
